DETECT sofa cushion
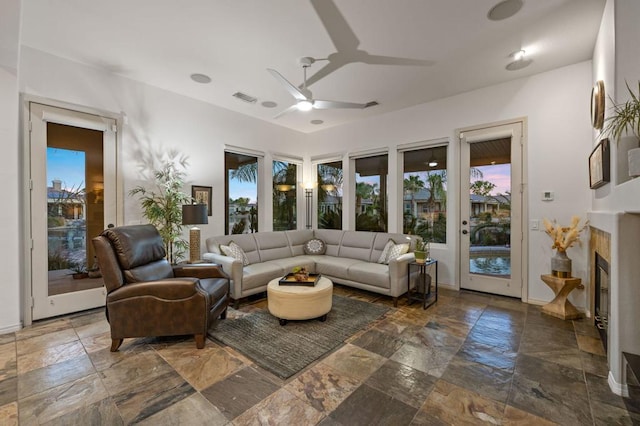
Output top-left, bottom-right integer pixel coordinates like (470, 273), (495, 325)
(206, 234), (260, 264)
(220, 242), (250, 266)
(339, 231), (375, 262)
(347, 262), (390, 289)
(268, 256), (317, 275)
(314, 229), (344, 257)
(385, 242), (410, 264)
(377, 239), (395, 264)
(254, 232), (293, 262)
(242, 262), (284, 291)
(372, 233), (417, 263)
(303, 238), (326, 255)
(285, 230), (314, 256)
(314, 256), (361, 280)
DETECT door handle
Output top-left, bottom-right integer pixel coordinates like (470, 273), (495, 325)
(462, 230), (468, 235)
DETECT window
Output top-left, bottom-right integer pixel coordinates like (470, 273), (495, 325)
(225, 152), (258, 235)
(403, 146), (447, 243)
(317, 160), (343, 229)
(354, 154), (388, 232)
(273, 160), (297, 231)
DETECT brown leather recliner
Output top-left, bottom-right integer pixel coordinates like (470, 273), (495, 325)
(92, 224), (230, 351)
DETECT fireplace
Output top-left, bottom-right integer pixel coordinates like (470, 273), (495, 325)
(594, 252), (610, 351)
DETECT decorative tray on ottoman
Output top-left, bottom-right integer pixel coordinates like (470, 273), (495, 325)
(278, 273), (321, 286)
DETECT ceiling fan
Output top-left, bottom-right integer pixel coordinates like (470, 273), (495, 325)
(267, 57), (377, 119)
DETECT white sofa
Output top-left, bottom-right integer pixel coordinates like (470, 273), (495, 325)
(202, 229), (418, 308)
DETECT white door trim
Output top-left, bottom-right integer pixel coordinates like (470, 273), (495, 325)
(457, 118), (528, 302)
(21, 95), (124, 325)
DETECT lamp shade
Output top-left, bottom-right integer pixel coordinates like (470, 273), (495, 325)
(182, 204), (208, 225)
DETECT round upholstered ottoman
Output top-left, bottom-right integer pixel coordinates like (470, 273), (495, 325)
(267, 276), (333, 325)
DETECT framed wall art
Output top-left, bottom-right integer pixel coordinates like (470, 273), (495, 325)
(589, 138), (610, 189)
(192, 185), (212, 216)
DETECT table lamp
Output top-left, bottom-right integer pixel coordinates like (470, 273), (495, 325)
(182, 204), (208, 263)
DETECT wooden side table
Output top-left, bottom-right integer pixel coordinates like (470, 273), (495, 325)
(540, 274), (584, 320)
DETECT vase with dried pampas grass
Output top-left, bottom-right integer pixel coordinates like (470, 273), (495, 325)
(543, 216), (589, 277)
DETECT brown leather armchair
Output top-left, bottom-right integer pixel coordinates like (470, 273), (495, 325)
(92, 224), (230, 351)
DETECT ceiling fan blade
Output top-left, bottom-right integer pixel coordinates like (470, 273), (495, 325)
(362, 54), (435, 67)
(310, 0), (359, 52)
(302, 60), (345, 88)
(273, 104), (299, 119)
(313, 99), (369, 110)
(267, 68), (308, 101)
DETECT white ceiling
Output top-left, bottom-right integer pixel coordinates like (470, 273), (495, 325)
(20, 0), (606, 133)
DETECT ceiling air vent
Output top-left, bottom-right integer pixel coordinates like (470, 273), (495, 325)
(232, 92), (257, 104)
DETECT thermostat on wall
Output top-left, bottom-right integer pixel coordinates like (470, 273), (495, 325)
(542, 191), (554, 201)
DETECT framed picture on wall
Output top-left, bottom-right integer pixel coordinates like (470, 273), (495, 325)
(589, 138), (610, 189)
(192, 185), (212, 216)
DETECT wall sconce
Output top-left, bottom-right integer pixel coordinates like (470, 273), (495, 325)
(305, 188), (313, 229)
(182, 204), (208, 263)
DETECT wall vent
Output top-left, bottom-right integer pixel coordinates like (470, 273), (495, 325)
(232, 92), (257, 103)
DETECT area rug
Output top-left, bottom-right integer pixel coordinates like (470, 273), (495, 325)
(208, 295), (389, 379)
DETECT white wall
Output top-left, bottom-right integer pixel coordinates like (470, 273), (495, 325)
(19, 46), (306, 238)
(0, 0), (22, 333)
(3, 34), (596, 332)
(307, 61), (594, 306)
(590, 0), (640, 394)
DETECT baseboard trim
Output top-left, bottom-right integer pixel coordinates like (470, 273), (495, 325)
(0, 322), (22, 334)
(608, 371), (629, 397)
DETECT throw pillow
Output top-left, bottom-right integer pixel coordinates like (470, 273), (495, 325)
(378, 239), (395, 264)
(385, 242), (410, 264)
(303, 238), (326, 255)
(220, 241), (250, 266)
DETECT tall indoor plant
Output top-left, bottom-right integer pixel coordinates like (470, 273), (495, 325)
(601, 81), (640, 177)
(129, 152), (192, 263)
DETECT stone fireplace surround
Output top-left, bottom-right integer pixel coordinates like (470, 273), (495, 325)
(588, 211), (640, 396)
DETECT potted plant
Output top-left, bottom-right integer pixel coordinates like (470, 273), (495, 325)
(129, 152), (192, 264)
(69, 261), (89, 279)
(601, 81), (640, 177)
(414, 237), (430, 264)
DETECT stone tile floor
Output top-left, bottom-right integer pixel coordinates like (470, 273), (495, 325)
(0, 286), (638, 425)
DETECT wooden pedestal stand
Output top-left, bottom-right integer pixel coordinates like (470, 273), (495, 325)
(540, 274), (584, 320)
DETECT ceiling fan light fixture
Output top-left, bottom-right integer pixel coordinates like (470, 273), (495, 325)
(510, 49), (526, 61)
(297, 100), (313, 111)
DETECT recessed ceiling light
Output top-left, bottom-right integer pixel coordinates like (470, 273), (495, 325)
(506, 59), (532, 71)
(261, 101), (278, 108)
(310, 119), (324, 125)
(190, 73), (211, 84)
(487, 0), (523, 21)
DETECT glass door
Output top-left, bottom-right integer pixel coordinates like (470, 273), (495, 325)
(30, 103), (118, 320)
(459, 122), (523, 298)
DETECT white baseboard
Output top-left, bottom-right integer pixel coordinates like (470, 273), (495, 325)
(608, 371), (629, 397)
(0, 322), (22, 334)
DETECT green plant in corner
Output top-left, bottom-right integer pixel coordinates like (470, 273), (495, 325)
(129, 152), (192, 264)
(601, 81), (640, 141)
